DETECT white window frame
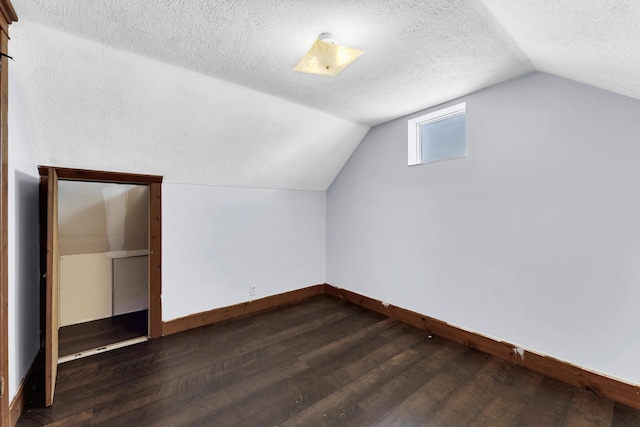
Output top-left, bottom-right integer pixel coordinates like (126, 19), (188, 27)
(407, 102), (466, 166)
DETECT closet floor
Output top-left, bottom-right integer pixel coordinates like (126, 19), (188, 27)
(58, 310), (148, 358)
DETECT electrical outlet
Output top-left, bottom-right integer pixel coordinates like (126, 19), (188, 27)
(249, 284), (256, 296)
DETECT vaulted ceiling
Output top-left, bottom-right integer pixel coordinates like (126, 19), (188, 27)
(9, 1), (640, 190)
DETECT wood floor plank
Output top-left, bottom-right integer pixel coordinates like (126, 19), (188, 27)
(234, 328), (406, 425)
(421, 358), (524, 427)
(346, 339), (467, 426)
(470, 366), (544, 427)
(240, 323), (431, 426)
(281, 340), (439, 427)
(225, 363), (339, 426)
(371, 349), (490, 426)
(517, 376), (578, 426)
(132, 358), (315, 426)
(17, 295), (640, 427)
(427, 358), (547, 427)
(611, 402), (640, 427)
(321, 326), (430, 389)
(44, 410), (92, 427)
(299, 317), (398, 365)
(470, 367), (544, 427)
(562, 388), (615, 427)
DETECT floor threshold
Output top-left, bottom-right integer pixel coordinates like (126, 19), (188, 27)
(58, 336), (148, 364)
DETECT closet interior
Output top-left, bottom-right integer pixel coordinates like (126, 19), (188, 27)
(56, 180), (150, 360)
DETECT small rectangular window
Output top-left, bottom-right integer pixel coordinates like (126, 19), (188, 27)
(408, 102), (466, 166)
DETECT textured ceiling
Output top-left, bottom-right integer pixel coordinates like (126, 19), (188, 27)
(11, 22), (368, 190)
(10, 0), (532, 126)
(8, 0), (639, 190)
(481, 0), (640, 101)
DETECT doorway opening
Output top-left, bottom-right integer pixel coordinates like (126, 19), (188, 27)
(56, 180), (150, 362)
(39, 166), (162, 406)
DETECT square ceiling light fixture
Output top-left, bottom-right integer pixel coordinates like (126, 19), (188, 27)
(293, 33), (364, 77)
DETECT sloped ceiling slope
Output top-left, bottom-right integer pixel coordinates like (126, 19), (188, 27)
(481, 0), (640, 102)
(11, 22), (368, 190)
(8, 1), (638, 190)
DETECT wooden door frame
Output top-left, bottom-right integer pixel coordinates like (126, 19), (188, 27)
(0, 1), (17, 425)
(38, 167), (163, 339)
(42, 168), (58, 406)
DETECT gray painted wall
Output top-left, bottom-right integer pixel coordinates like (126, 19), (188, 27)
(162, 183), (326, 321)
(327, 72), (640, 384)
(8, 69), (40, 400)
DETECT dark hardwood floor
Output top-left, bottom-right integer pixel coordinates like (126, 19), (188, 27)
(18, 296), (640, 426)
(58, 310), (148, 358)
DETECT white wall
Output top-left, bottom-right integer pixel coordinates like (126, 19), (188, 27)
(162, 183), (326, 321)
(8, 68), (40, 400)
(327, 72), (640, 385)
